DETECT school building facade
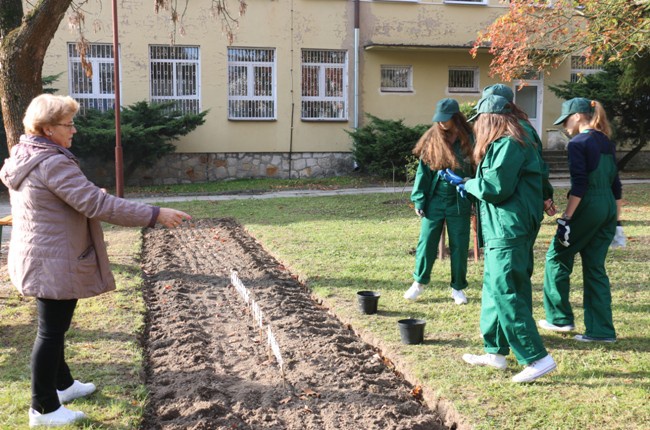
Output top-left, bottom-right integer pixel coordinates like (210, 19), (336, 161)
(41, 0), (589, 185)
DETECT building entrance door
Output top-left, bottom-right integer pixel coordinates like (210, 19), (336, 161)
(513, 78), (543, 136)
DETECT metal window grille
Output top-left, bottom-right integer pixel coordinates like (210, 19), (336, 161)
(381, 65), (412, 92)
(448, 68), (479, 93)
(570, 55), (602, 83)
(227, 48), (276, 120)
(301, 49), (348, 120)
(68, 43), (116, 113)
(150, 45), (201, 114)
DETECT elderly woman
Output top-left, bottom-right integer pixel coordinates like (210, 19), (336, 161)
(0, 94), (191, 427)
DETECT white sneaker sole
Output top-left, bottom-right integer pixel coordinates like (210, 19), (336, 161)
(512, 362), (557, 383)
(538, 320), (575, 332)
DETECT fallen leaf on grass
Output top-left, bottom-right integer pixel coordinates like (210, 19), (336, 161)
(279, 397), (292, 405)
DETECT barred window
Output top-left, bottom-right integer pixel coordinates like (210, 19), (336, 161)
(448, 67), (479, 93)
(301, 49), (348, 121)
(381, 65), (413, 92)
(570, 56), (602, 83)
(68, 43), (117, 112)
(150, 45), (200, 114)
(227, 48), (276, 120)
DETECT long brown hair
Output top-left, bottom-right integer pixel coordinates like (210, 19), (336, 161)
(586, 100), (612, 137)
(472, 113), (526, 164)
(413, 113), (473, 171)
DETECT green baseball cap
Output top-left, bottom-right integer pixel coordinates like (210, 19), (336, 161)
(553, 97), (594, 125)
(482, 84), (514, 103)
(432, 98), (460, 122)
(468, 95), (511, 122)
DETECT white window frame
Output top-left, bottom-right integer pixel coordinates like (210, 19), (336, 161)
(570, 55), (602, 83)
(380, 65), (413, 93)
(301, 49), (348, 121)
(149, 45), (201, 114)
(67, 42), (119, 112)
(447, 67), (480, 94)
(227, 47), (276, 120)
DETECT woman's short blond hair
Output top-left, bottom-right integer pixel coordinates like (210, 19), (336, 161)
(23, 94), (80, 136)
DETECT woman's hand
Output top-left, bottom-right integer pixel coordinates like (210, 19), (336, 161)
(157, 208), (192, 228)
(544, 199), (557, 216)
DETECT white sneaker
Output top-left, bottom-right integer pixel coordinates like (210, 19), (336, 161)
(451, 289), (468, 305)
(574, 334), (616, 343)
(57, 380), (96, 404)
(29, 405), (85, 427)
(462, 353), (507, 370)
(404, 282), (425, 300)
(512, 355), (556, 383)
(538, 319), (575, 332)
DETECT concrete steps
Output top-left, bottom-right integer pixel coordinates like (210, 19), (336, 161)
(543, 149), (569, 178)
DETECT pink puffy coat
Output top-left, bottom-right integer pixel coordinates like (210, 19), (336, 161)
(0, 135), (159, 300)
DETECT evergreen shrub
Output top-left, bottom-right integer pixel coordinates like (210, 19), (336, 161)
(73, 101), (207, 181)
(348, 114), (428, 181)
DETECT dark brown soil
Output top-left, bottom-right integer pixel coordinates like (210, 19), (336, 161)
(140, 218), (447, 430)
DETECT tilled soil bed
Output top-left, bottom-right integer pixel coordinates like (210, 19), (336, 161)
(141, 218), (447, 430)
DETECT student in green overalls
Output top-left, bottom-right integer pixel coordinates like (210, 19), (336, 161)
(404, 98), (474, 305)
(441, 95), (556, 383)
(538, 98), (623, 343)
(482, 84), (556, 217)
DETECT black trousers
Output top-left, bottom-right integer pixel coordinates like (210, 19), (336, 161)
(31, 298), (77, 413)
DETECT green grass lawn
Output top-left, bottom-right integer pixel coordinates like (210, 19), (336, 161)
(1, 180), (648, 429)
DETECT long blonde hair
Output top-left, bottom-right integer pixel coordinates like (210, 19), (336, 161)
(413, 113), (473, 171)
(472, 113), (526, 164)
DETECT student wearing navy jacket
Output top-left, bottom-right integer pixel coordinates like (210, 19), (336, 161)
(538, 98), (623, 343)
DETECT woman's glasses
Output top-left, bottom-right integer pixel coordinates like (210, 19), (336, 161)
(56, 122), (76, 129)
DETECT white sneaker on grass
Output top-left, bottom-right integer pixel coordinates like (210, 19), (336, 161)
(538, 319), (575, 332)
(57, 380), (96, 404)
(404, 281), (425, 301)
(574, 334), (616, 343)
(462, 353), (507, 370)
(512, 355), (556, 383)
(29, 405), (85, 427)
(451, 288), (468, 305)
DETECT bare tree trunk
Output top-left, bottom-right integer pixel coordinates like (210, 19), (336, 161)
(0, 0), (73, 150)
(617, 136), (648, 171)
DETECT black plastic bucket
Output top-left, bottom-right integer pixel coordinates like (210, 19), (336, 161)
(397, 318), (426, 344)
(357, 291), (381, 314)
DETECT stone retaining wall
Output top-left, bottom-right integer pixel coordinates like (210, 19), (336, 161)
(81, 152), (356, 187)
(80, 148), (648, 188)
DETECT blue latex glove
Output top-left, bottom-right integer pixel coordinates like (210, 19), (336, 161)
(556, 218), (571, 247)
(456, 183), (467, 199)
(438, 168), (466, 186)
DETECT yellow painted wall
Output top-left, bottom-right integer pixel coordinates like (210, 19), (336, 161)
(39, 0), (571, 154)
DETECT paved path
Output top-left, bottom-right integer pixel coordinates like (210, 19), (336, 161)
(2, 179), (649, 243)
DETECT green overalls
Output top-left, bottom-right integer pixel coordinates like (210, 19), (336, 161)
(410, 141), (472, 289)
(542, 137), (618, 339)
(521, 120), (554, 308)
(464, 136), (548, 365)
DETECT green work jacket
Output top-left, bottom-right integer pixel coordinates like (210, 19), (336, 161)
(520, 120), (553, 202)
(411, 139), (472, 214)
(464, 136), (543, 248)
